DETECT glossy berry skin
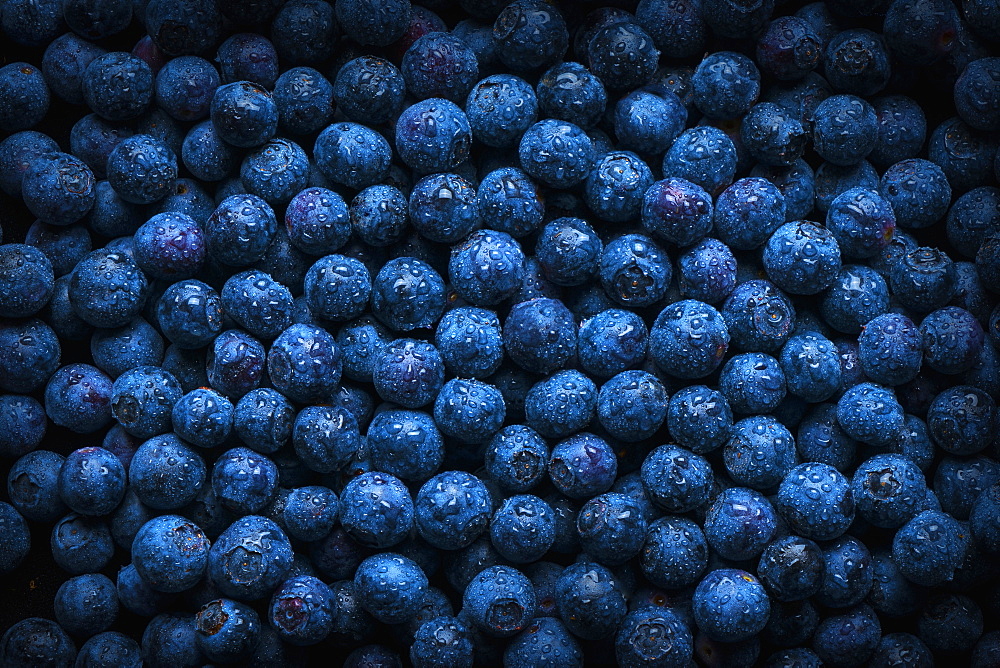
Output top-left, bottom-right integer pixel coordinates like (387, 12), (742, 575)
(825, 187), (896, 260)
(448, 230), (525, 307)
(650, 299), (730, 380)
(503, 616), (579, 668)
(433, 307), (503, 379)
(354, 552), (428, 624)
(215, 32), (278, 89)
(676, 238), (738, 305)
(154, 55), (218, 122)
(814, 536), (873, 608)
(850, 454), (926, 529)
(434, 378), (505, 444)
(292, 404), (361, 474)
(332, 56), (405, 126)
(206, 329), (267, 399)
(209, 81), (277, 150)
(534, 62), (605, 133)
(724, 415), (797, 490)
(131, 515), (210, 593)
(24, 221), (91, 278)
(281, 188), (351, 258)
(335, 317), (391, 384)
(371, 338), (444, 409)
(892, 510), (964, 586)
(577, 308), (648, 381)
(272, 66), (334, 137)
(68, 248), (148, 329)
(824, 29), (891, 97)
(926, 385), (995, 455)
(0, 618), (75, 667)
(156, 279), (224, 350)
(714, 177), (787, 251)
(599, 233), (672, 309)
(207, 514), (293, 601)
(641, 445), (713, 513)
(889, 248), (956, 314)
(194, 597), (260, 663)
(490, 493), (555, 564)
(53, 573), (118, 637)
(597, 370), (668, 443)
(211, 447), (279, 515)
(836, 382), (905, 448)
(922, 306), (985, 375)
(313, 122), (391, 190)
(811, 604), (881, 666)
(757, 535), (825, 602)
(239, 138), (309, 206)
(584, 151), (654, 224)
(756, 16), (822, 81)
(640, 179), (711, 250)
(396, 98), (472, 174)
(776, 462), (855, 541)
(75, 631), (141, 667)
(493, 0), (568, 72)
(814, 160), (879, 213)
(638, 515), (708, 590)
(21, 152), (97, 226)
(615, 89), (686, 156)
(171, 388), (232, 450)
(82, 52), (152, 121)
(869, 94), (927, 169)
(778, 333), (842, 403)
(132, 212), (204, 281)
(763, 221), (842, 295)
(483, 426), (548, 498)
(752, 159), (816, 222)
(587, 20), (659, 91)
(879, 159), (951, 231)
(6, 450), (67, 522)
(0, 319), (61, 393)
(110, 365), (182, 440)
(348, 185), (407, 249)
(722, 280), (797, 354)
(504, 297), (576, 374)
(267, 575), (334, 646)
(181, 121), (236, 182)
(58, 446), (126, 516)
(205, 193), (277, 267)
(577, 492), (647, 566)
(0, 131), (59, 197)
(401, 32), (478, 104)
(929, 117), (997, 194)
(44, 363), (113, 434)
(408, 173), (478, 245)
(616, 607), (693, 668)
(476, 167), (544, 239)
(414, 471), (492, 550)
(281, 486), (338, 543)
(692, 51), (761, 121)
(662, 126), (738, 197)
(339, 472), (413, 549)
(554, 560), (626, 639)
(371, 257), (446, 332)
(335, 0), (410, 47)
(705, 487), (779, 561)
(547, 432), (617, 501)
(129, 433), (206, 510)
(667, 385), (734, 455)
(534, 218), (601, 288)
(692, 569), (770, 642)
(857, 313), (923, 386)
(266, 323), (341, 402)
(820, 265), (889, 335)
(813, 95), (878, 166)
(518, 119), (594, 189)
(525, 370), (596, 440)
(0, 396), (46, 460)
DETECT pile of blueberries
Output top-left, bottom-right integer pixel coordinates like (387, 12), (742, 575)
(3, 0), (1000, 664)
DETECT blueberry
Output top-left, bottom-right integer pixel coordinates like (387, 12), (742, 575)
(75, 631), (141, 668)
(181, 121), (237, 182)
(518, 119), (594, 189)
(0, 618), (76, 668)
(267, 575), (334, 646)
(555, 560), (627, 639)
(355, 552), (428, 624)
(597, 370), (668, 442)
(333, 56), (405, 126)
(577, 308), (648, 380)
(757, 535), (825, 602)
(820, 265), (890, 334)
(504, 297), (576, 374)
(641, 445), (713, 513)
(371, 257), (447, 331)
(0, 319), (61, 394)
(24, 221), (92, 278)
(577, 492), (648, 567)
(816, 535), (873, 608)
(524, 370), (596, 439)
(776, 462), (855, 541)
(616, 607), (693, 667)
(44, 363), (113, 434)
(477, 167), (545, 238)
(270, 0), (338, 65)
(207, 514), (293, 600)
(206, 329), (267, 399)
(489, 493), (555, 564)
(811, 604), (881, 666)
(313, 121), (391, 190)
(599, 233), (672, 308)
(293, 404), (362, 474)
(666, 385), (734, 455)
(588, 20), (659, 90)
(128, 434), (206, 510)
(921, 306), (985, 374)
(714, 177), (788, 252)
(724, 415), (798, 490)
(720, 353), (787, 416)
(6, 450), (67, 522)
(210, 81), (277, 148)
(433, 307), (503, 378)
(396, 98), (472, 174)
(194, 598), (260, 662)
(493, 0), (568, 71)
(141, 612), (201, 667)
(434, 378), (506, 444)
(132, 515), (210, 593)
(339, 471), (413, 549)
